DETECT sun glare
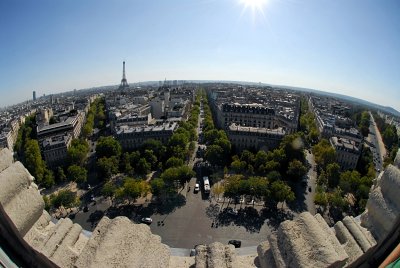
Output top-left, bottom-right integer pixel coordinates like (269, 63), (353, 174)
(240, 0), (267, 12)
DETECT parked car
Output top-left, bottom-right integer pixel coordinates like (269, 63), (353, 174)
(141, 217), (153, 224)
(194, 183), (200, 193)
(228, 240), (242, 248)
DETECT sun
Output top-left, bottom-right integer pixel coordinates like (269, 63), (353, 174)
(239, 0), (268, 12)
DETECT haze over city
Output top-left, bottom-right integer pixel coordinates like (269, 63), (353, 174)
(0, 0), (399, 111)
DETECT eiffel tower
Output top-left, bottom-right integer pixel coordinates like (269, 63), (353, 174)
(119, 61), (129, 91)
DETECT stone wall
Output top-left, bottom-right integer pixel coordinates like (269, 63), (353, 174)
(1, 147), (399, 267)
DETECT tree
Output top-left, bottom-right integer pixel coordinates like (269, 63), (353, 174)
(42, 169), (55, 188)
(51, 190), (78, 209)
(136, 158), (151, 175)
(150, 178), (166, 196)
(205, 145), (224, 166)
(165, 157), (184, 168)
(328, 187), (347, 210)
(56, 167), (67, 182)
(160, 165), (195, 187)
(270, 180), (295, 208)
(339, 170), (361, 194)
(67, 139), (89, 166)
(212, 183), (225, 199)
(315, 190), (328, 208)
(312, 139), (336, 169)
(102, 181), (117, 198)
(254, 150), (269, 171)
(248, 176), (269, 199)
(116, 178), (150, 204)
(266, 171), (282, 182)
(24, 139), (46, 183)
(96, 136), (122, 158)
(359, 111), (370, 137)
(67, 165), (87, 183)
(326, 163), (341, 188)
(143, 149), (158, 169)
(224, 175), (243, 198)
(287, 159), (308, 180)
(97, 156), (119, 179)
(280, 133), (305, 163)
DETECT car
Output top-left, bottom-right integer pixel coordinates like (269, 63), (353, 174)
(225, 207), (238, 216)
(228, 240), (242, 248)
(308, 187), (312, 192)
(83, 206), (89, 212)
(194, 183), (200, 192)
(141, 217), (153, 224)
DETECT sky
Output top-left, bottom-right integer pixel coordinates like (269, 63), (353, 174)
(0, 0), (399, 111)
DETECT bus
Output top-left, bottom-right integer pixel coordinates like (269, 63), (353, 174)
(203, 176), (210, 194)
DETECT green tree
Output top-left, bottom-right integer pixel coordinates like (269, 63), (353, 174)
(326, 163), (341, 188)
(312, 139), (336, 169)
(160, 165), (195, 187)
(51, 190), (78, 209)
(136, 158), (151, 175)
(102, 181), (117, 198)
(205, 145), (224, 166)
(24, 139), (46, 183)
(97, 156), (119, 179)
(150, 178), (166, 196)
(165, 157), (184, 168)
(42, 169), (55, 188)
(96, 136), (122, 158)
(67, 165), (87, 183)
(67, 139), (89, 166)
(270, 180), (295, 208)
(56, 166), (67, 182)
(116, 178), (150, 204)
(287, 159), (308, 180)
(328, 187), (347, 210)
(223, 175), (243, 198)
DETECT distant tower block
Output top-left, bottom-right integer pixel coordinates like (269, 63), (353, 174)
(33, 91), (36, 101)
(119, 61), (129, 91)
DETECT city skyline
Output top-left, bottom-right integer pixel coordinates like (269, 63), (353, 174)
(0, 0), (399, 111)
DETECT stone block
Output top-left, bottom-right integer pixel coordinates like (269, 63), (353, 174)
(0, 148), (13, 173)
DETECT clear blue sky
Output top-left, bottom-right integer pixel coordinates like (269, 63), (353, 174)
(1, 0), (399, 111)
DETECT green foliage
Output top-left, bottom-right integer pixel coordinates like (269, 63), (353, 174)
(312, 139), (336, 169)
(42, 169), (55, 188)
(299, 97), (320, 145)
(287, 159), (308, 180)
(82, 97), (106, 137)
(356, 145), (375, 177)
(67, 139), (89, 166)
(96, 136), (122, 158)
(56, 167), (67, 182)
(326, 163), (341, 188)
(270, 180), (295, 205)
(50, 190), (78, 209)
(314, 188), (328, 207)
(328, 187), (347, 210)
(67, 165), (87, 183)
(359, 111), (370, 137)
(160, 165), (195, 187)
(205, 145), (225, 166)
(136, 158), (151, 174)
(150, 178), (166, 196)
(115, 178), (150, 203)
(102, 181), (117, 198)
(24, 139), (46, 183)
(165, 157), (184, 168)
(97, 156), (119, 179)
(280, 133), (306, 164)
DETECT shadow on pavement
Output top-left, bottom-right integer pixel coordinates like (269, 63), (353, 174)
(103, 193), (187, 223)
